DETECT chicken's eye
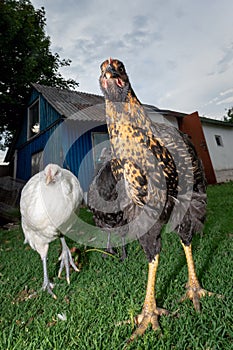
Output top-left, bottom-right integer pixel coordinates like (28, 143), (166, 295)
(118, 66), (124, 73)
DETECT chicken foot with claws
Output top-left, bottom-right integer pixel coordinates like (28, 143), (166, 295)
(42, 255), (57, 299)
(180, 242), (215, 311)
(125, 255), (169, 344)
(58, 237), (80, 284)
(41, 237), (79, 299)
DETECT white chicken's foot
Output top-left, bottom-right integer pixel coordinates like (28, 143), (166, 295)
(42, 256), (57, 299)
(58, 237), (79, 284)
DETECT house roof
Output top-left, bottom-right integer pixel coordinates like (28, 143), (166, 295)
(4, 84), (189, 163)
(32, 83), (188, 123)
(200, 116), (233, 127)
(4, 84), (188, 163)
(32, 83), (106, 122)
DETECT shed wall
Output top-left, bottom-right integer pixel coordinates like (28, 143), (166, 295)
(16, 119), (107, 191)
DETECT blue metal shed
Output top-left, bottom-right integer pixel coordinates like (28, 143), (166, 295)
(14, 84), (108, 191)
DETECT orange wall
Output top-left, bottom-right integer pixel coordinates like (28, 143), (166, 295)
(178, 112), (216, 184)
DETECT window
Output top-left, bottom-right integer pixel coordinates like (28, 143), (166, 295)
(215, 135), (224, 147)
(28, 99), (40, 139)
(31, 151), (43, 176)
(91, 132), (110, 168)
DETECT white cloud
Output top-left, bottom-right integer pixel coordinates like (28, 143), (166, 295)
(217, 96), (233, 105)
(220, 88), (233, 96)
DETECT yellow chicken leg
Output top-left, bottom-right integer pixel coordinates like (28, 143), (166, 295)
(180, 241), (213, 311)
(127, 255), (169, 344)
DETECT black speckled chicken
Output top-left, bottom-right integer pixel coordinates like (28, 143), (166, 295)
(98, 58), (213, 343)
(88, 147), (128, 260)
(20, 164), (83, 299)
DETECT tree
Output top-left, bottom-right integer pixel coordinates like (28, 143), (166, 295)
(0, 0), (79, 149)
(223, 107), (233, 123)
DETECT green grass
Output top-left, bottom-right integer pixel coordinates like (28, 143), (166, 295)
(0, 183), (233, 350)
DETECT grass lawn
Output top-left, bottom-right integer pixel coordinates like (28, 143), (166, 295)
(0, 183), (233, 350)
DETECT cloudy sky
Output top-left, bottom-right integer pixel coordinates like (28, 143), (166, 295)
(30, 0), (232, 120)
(2, 0), (232, 164)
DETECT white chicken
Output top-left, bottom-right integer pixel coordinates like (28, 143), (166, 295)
(20, 163), (83, 298)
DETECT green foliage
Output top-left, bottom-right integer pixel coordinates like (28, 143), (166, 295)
(0, 183), (233, 349)
(223, 107), (233, 123)
(0, 0), (78, 149)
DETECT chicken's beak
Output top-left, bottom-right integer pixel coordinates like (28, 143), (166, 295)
(46, 174), (53, 185)
(104, 64), (118, 79)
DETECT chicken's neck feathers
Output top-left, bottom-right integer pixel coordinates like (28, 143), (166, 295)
(105, 89), (157, 142)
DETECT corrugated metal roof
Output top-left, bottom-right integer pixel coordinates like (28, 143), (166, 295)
(32, 83), (185, 122)
(31, 84), (187, 123)
(200, 116), (233, 127)
(32, 83), (105, 121)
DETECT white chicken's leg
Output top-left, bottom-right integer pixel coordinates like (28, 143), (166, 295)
(42, 256), (57, 299)
(58, 237), (79, 284)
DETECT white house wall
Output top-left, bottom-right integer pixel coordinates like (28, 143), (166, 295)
(202, 122), (233, 182)
(147, 112), (178, 127)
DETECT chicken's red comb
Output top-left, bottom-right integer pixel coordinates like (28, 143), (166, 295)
(108, 57), (113, 65)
